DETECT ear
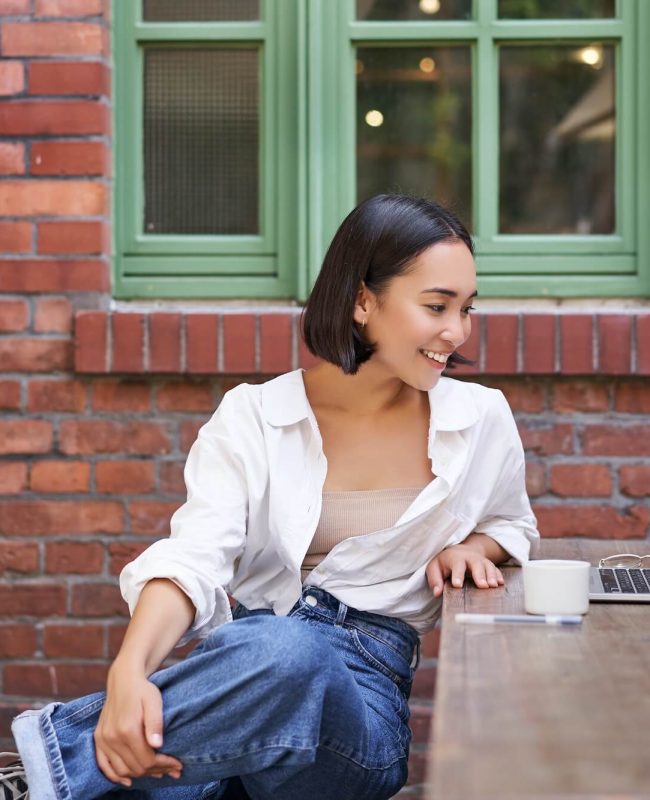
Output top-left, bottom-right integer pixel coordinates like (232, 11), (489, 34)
(352, 281), (374, 326)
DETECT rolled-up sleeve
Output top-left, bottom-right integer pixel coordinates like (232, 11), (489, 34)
(119, 390), (248, 643)
(472, 391), (540, 565)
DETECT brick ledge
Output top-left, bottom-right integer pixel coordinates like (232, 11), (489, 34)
(74, 310), (650, 376)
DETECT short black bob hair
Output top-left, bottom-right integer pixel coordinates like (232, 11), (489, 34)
(301, 193), (476, 375)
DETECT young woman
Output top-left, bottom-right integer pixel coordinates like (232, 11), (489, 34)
(4, 194), (538, 800)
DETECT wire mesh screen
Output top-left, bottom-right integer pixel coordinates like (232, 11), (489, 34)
(144, 48), (260, 235)
(143, 0), (260, 22)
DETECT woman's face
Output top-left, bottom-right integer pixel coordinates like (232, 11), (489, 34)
(359, 241), (477, 391)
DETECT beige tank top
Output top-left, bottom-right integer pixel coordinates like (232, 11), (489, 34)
(300, 487), (423, 581)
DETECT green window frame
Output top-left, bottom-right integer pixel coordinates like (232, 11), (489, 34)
(114, 0), (650, 300)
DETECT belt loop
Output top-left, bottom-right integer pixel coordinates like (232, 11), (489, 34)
(335, 600), (348, 626)
(411, 637), (421, 669)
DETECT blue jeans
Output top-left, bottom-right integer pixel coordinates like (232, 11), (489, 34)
(12, 586), (421, 800)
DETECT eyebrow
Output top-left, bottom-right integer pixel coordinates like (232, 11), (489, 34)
(420, 288), (479, 299)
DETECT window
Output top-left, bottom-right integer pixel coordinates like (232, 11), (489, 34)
(114, 0), (649, 299)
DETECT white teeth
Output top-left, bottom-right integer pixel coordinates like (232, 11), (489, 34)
(420, 349), (449, 363)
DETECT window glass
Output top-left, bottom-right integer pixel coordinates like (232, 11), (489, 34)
(499, 44), (615, 234)
(144, 48), (260, 235)
(143, 0), (259, 22)
(356, 0), (472, 21)
(498, 0), (615, 19)
(356, 46), (472, 224)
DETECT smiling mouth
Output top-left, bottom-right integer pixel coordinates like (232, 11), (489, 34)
(419, 348), (450, 366)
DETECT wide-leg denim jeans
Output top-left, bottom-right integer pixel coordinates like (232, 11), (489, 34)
(12, 586), (421, 800)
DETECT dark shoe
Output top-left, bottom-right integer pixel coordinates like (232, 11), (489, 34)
(0, 754), (28, 799)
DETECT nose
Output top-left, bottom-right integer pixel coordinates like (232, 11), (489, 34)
(441, 312), (470, 348)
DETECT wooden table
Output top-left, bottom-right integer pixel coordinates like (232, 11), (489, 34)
(427, 539), (650, 800)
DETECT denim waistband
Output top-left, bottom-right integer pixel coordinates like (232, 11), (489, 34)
(296, 586), (421, 670)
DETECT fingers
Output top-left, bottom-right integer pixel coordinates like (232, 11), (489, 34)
(470, 560), (505, 589)
(96, 746), (131, 787)
(426, 558), (445, 597)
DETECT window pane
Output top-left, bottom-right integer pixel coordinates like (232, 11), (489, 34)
(356, 47), (471, 223)
(143, 0), (259, 22)
(499, 45), (615, 234)
(144, 48), (259, 235)
(356, 0), (472, 21)
(498, 0), (615, 19)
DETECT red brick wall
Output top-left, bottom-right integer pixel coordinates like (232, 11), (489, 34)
(1, 3), (649, 797)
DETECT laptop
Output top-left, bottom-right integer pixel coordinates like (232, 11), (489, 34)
(589, 565), (650, 602)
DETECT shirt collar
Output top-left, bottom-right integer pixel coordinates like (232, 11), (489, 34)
(262, 369), (479, 432)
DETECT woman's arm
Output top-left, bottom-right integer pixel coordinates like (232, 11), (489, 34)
(93, 578), (195, 787)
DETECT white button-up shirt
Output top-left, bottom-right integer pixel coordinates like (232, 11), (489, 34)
(120, 369), (539, 638)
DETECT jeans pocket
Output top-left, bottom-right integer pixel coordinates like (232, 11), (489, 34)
(348, 626), (413, 687)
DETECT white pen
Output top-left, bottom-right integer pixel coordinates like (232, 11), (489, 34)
(455, 612), (583, 626)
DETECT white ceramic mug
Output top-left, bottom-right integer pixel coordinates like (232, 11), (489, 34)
(522, 559), (591, 615)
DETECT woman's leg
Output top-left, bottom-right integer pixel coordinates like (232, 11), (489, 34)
(12, 612), (403, 800)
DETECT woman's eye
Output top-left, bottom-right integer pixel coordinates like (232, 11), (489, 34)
(426, 305), (445, 313)
(463, 305), (476, 315)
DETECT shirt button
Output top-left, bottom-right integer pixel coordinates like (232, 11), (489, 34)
(304, 595), (318, 607)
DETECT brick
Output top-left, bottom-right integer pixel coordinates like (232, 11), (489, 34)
(45, 541), (103, 573)
(0, 299), (28, 332)
(160, 461), (185, 495)
(149, 313), (181, 372)
(597, 314), (631, 374)
(582, 425), (650, 456)
(420, 628), (440, 659)
(38, 220), (104, 255)
(0, 260), (108, 292)
(522, 314), (556, 373)
(112, 313), (144, 372)
(3, 663), (109, 698)
(614, 381), (650, 413)
(34, 297), (73, 333)
(30, 140), (108, 176)
(0, 500), (123, 535)
(107, 623), (128, 657)
(525, 462), (546, 497)
(58, 664), (110, 697)
(298, 335), (321, 370)
(0, 180), (105, 215)
(0, 61), (24, 96)
(180, 419), (204, 453)
(486, 378), (545, 413)
(0, 338), (71, 372)
(96, 460), (155, 494)
(405, 750), (427, 786)
(260, 314), (292, 374)
(0, 220), (31, 252)
(0, 584), (65, 615)
(74, 310), (108, 371)
(453, 312), (480, 375)
(0, 100), (108, 136)
(129, 501), (178, 534)
(71, 583), (128, 616)
(223, 314), (256, 374)
(31, 460), (90, 492)
(550, 464), (612, 497)
(519, 423), (573, 455)
(29, 60), (108, 95)
(485, 315), (518, 374)
(552, 380), (609, 413)
(0, 0), (30, 11)
(0, 141), (25, 174)
(59, 420), (170, 455)
(534, 504), (650, 539)
(0, 463), (28, 494)
(186, 314), (219, 373)
(2, 22), (102, 56)
(411, 664), (436, 699)
(637, 316), (650, 375)
(157, 381), (214, 412)
(28, 378), (86, 412)
(560, 315), (594, 374)
(0, 420), (52, 455)
(0, 541), (38, 572)
(0, 380), (21, 410)
(92, 380), (151, 411)
(43, 624), (104, 659)
(108, 541), (150, 575)
(35, 0), (102, 16)
(408, 703), (433, 745)
(619, 465), (650, 498)
(0, 625), (36, 658)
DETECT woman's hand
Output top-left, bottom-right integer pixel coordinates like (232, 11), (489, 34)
(426, 543), (505, 598)
(93, 661), (183, 787)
